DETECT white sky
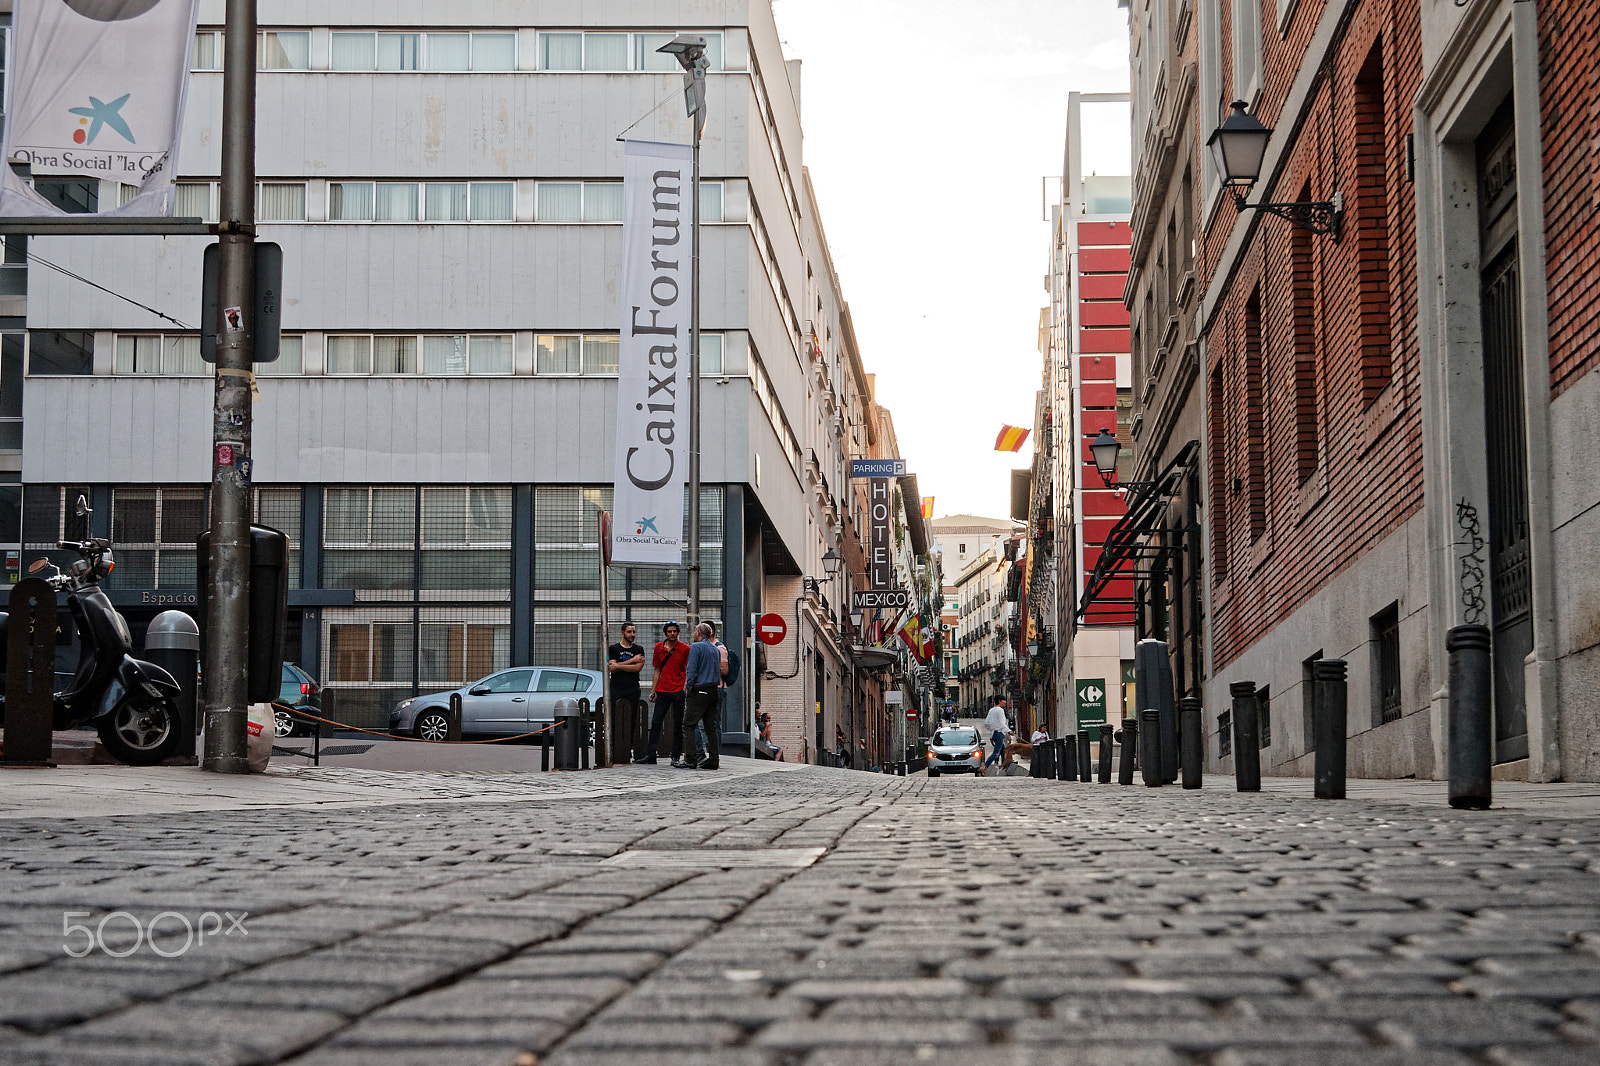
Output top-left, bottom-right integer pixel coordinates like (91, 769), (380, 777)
(770, 0), (1132, 521)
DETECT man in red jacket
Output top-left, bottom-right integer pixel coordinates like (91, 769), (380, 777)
(636, 621), (691, 765)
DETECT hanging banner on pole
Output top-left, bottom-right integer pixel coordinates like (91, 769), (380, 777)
(612, 139), (694, 566)
(0, 0), (201, 218)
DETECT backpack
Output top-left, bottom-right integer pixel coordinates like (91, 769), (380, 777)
(724, 646), (741, 686)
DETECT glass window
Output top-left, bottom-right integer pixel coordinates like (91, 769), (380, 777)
(483, 669), (534, 694)
(583, 183), (623, 222)
(193, 30), (223, 71)
(472, 33), (516, 71)
(326, 335), (373, 374)
(540, 32), (582, 70)
(257, 335), (304, 376)
(330, 32), (375, 70)
(470, 183), (514, 221)
(423, 335), (468, 375)
(164, 336), (204, 375)
(536, 335), (581, 374)
(635, 33), (679, 72)
(259, 31), (309, 70)
(373, 335), (417, 374)
(424, 182), (468, 221)
(115, 335), (160, 375)
(583, 33), (628, 71)
(422, 487), (466, 544)
(34, 180), (96, 214)
(329, 182), (374, 221)
(258, 182), (305, 221)
(469, 487), (512, 542)
(373, 622), (414, 683)
(378, 33), (422, 71)
(469, 335), (513, 375)
(700, 181), (724, 222)
(537, 183), (581, 222)
(582, 335), (619, 375)
(329, 624), (372, 682)
(701, 333), (724, 375)
(29, 331), (94, 375)
(374, 183), (419, 222)
(427, 33), (471, 71)
(176, 182), (211, 221)
(537, 670), (589, 692)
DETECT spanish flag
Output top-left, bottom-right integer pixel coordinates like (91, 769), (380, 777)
(920, 496), (935, 519)
(898, 616), (934, 662)
(994, 425), (1030, 452)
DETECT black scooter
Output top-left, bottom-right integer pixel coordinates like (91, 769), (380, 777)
(0, 524), (184, 765)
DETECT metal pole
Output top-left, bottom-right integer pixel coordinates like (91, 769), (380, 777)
(1312, 659), (1348, 800)
(749, 612), (757, 761)
(597, 512), (611, 769)
(1230, 681), (1261, 792)
(1447, 625), (1493, 809)
(685, 71), (703, 637)
(1179, 696), (1203, 789)
(201, 0), (257, 774)
(1118, 716), (1137, 785)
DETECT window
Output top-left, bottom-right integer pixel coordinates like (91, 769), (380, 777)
(536, 334), (616, 375)
(1301, 651), (1322, 753)
(1232, 0), (1262, 102)
(470, 182), (513, 220)
(1243, 289), (1267, 543)
(537, 670), (592, 692)
(323, 487), (416, 592)
(421, 625), (511, 685)
(29, 331), (94, 375)
(113, 334), (203, 376)
(108, 487), (207, 589)
(1290, 204), (1319, 480)
(538, 31), (723, 72)
(258, 31), (309, 70)
(326, 335), (373, 374)
(326, 334), (512, 376)
(374, 183), (419, 221)
(536, 180), (721, 223)
(1257, 685), (1272, 749)
(1208, 360), (1229, 578)
(329, 182), (375, 222)
(1371, 603), (1402, 725)
(254, 486), (301, 588)
(421, 486), (512, 591)
(258, 182), (306, 221)
(1353, 40), (1392, 403)
(192, 30), (223, 70)
(1218, 709), (1232, 757)
(0, 335), (23, 451)
(34, 180), (97, 214)
(332, 31), (516, 72)
(177, 182), (213, 221)
(1198, 0), (1223, 202)
(424, 182), (468, 221)
(256, 336), (305, 376)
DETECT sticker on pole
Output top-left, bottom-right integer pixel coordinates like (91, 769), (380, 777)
(214, 444), (234, 466)
(223, 306), (244, 332)
(756, 613), (787, 646)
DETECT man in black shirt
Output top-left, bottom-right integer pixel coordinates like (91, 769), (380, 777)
(607, 623), (646, 761)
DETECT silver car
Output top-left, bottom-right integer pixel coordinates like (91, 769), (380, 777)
(926, 726), (985, 776)
(389, 667), (603, 740)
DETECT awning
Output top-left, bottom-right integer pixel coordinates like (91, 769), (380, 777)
(1077, 440), (1200, 623)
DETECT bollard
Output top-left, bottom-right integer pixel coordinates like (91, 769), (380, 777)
(1230, 681), (1261, 792)
(1136, 639), (1178, 784)
(1312, 659), (1348, 799)
(1039, 736), (1056, 779)
(1447, 625), (1493, 810)
(1179, 696), (1203, 789)
(1118, 717), (1137, 785)
(447, 692), (463, 743)
(1, 578), (58, 768)
(553, 698), (583, 770)
(1098, 724), (1114, 783)
(1078, 731), (1092, 783)
(1062, 734), (1076, 781)
(897, 761), (906, 777)
(592, 697), (607, 768)
(578, 699), (592, 770)
(144, 611), (199, 762)
(1140, 709), (1162, 786)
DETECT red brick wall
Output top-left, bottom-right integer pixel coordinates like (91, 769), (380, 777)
(1540, 2), (1600, 398)
(1201, 0), (1424, 668)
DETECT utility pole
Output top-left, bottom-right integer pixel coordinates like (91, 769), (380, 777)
(202, 0), (257, 773)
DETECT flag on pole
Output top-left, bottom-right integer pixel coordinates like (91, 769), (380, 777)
(898, 616), (934, 662)
(994, 425), (1030, 452)
(920, 496), (934, 519)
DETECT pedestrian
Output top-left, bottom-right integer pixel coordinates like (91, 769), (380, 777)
(679, 622), (722, 769)
(1031, 724), (1050, 747)
(607, 622), (645, 758)
(983, 698), (1011, 770)
(637, 621), (690, 765)
(755, 710), (783, 761)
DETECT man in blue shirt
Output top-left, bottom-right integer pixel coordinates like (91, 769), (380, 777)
(680, 622), (722, 769)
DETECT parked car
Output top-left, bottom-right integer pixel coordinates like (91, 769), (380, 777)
(273, 663), (322, 738)
(389, 667), (603, 741)
(925, 726), (985, 777)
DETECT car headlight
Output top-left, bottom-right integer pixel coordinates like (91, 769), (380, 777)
(398, 700), (413, 711)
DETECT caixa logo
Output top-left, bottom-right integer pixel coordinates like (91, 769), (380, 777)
(63, 910), (248, 958)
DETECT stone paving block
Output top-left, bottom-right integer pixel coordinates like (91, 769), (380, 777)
(287, 1045), (533, 1066)
(561, 1020), (745, 1048)
(0, 976), (135, 1032)
(0, 1038), (244, 1066)
(1213, 1050), (1477, 1066)
(327, 1017), (565, 1048)
(781, 978), (970, 1001)
(167, 978), (401, 1017)
(756, 1019), (984, 1049)
(544, 1051), (771, 1066)
(480, 949), (665, 981)
(65, 1004), (346, 1059)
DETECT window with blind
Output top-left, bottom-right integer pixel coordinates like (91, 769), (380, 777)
(113, 335), (205, 376)
(533, 485), (723, 599)
(537, 31), (723, 72)
(323, 487), (416, 592)
(534, 333), (720, 376)
(534, 180), (722, 223)
(325, 334), (512, 375)
(107, 487), (207, 589)
(330, 31), (515, 72)
(329, 181), (513, 222)
(420, 486), (512, 592)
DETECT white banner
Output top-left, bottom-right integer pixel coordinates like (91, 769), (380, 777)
(612, 139), (694, 567)
(0, 0), (201, 217)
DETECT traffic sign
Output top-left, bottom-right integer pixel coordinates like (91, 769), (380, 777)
(905, 708), (917, 721)
(852, 589), (911, 610)
(756, 613), (787, 645)
(851, 458), (905, 478)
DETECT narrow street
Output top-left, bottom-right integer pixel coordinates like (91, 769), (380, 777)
(2, 764), (1598, 1064)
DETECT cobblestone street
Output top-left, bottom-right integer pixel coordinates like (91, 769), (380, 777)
(3, 765), (1600, 1065)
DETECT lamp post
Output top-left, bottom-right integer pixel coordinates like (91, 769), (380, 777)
(1207, 101), (1342, 237)
(658, 34), (710, 631)
(1088, 427), (1164, 496)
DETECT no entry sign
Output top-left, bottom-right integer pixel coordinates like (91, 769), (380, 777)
(756, 613), (788, 645)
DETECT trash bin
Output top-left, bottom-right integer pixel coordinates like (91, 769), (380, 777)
(144, 611), (200, 759)
(554, 697), (583, 770)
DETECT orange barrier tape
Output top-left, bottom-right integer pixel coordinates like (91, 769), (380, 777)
(272, 703), (565, 745)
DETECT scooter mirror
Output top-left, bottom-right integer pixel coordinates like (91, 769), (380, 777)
(27, 558), (49, 573)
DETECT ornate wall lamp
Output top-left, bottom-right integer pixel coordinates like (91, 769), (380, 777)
(1207, 101), (1342, 238)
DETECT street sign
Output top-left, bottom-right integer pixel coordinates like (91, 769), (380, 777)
(852, 589), (911, 610)
(869, 478), (892, 589)
(1076, 678), (1107, 730)
(202, 241), (284, 362)
(851, 458), (905, 478)
(756, 612), (787, 646)
(905, 708), (917, 721)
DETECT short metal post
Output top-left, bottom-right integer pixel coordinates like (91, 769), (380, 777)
(1447, 625), (1493, 810)
(1230, 681), (1261, 792)
(1118, 718), (1137, 785)
(1097, 724), (1113, 783)
(897, 761), (906, 777)
(1140, 709), (1162, 786)
(312, 720), (320, 766)
(447, 692), (463, 743)
(540, 721), (552, 771)
(1053, 737), (1067, 780)
(1312, 659), (1347, 799)
(1077, 731), (1092, 782)
(579, 698), (591, 770)
(1179, 696), (1203, 790)
(592, 697), (607, 769)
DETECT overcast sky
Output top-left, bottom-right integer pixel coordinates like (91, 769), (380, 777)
(770, 0), (1132, 522)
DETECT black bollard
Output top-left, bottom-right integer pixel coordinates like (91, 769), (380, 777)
(1098, 724), (1113, 783)
(1313, 659), (1348, 799)
(1062, 734), (1076, 781)
(541, 722), (551, 771)
(1140, 709), (1162, 786)
(1179, 696), (1203, 789)
(1157, 650), (1179, 784)
(1078, 731), (1093, 782)
(1230, 681), (1261, 792)
(144, 611), (199, 762)
(447, 692), (464, 743)
(1118, 717), (1137, 785)
(2, 578), (58, 768)
(1447, 625), (1493, 810)
(1052, 737), (1067, 781)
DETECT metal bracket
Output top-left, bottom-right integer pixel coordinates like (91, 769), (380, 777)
(1234, 190), (1343, 238)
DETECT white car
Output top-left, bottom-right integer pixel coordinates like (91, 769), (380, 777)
(925, 726), (985, 776)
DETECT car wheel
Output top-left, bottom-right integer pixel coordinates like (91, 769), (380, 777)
(273, 708), (297, 738)
(415, 711), (451, 742)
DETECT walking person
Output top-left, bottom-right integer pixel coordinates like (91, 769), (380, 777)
(607, 622), (645, 760)
(679, 622), (722, 770)
(637, 622), (690, 765)
(983, 698), (1011, 771)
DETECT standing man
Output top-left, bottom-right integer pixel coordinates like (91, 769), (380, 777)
(983, 697), (1011, 771)
(607, 622), (645, 760)
(637, 621), (689, 765)
(680, 622), (722, 770)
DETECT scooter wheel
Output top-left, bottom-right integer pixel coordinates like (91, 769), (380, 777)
(97, 696), (181, 766)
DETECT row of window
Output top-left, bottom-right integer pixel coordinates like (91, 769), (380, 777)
(196, 29), (726, 73)
(37, 332), (729, 378)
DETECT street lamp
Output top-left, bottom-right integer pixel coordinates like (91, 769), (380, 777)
(1207, 101), (1342, 237)
(1088, 427), (1162, 496)
(821, 549), (842, 575)
(657, 34), (710, 632)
